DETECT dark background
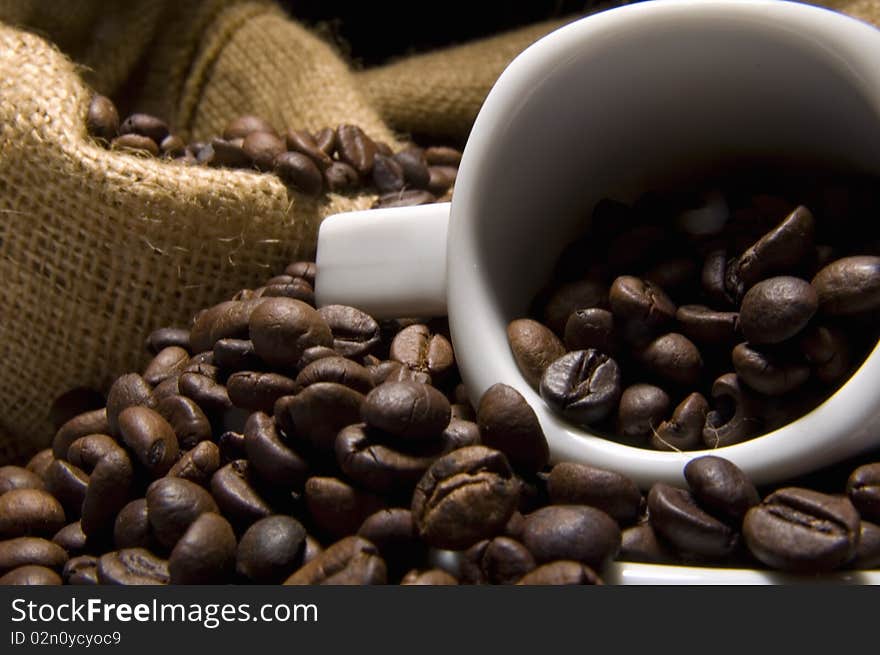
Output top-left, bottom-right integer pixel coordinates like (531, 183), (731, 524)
(278, 1), (618, 67)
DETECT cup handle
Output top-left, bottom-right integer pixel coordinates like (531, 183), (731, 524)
(314, 202), (451, 318)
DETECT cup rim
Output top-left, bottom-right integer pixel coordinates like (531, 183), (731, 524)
(447, 0), (880, 488)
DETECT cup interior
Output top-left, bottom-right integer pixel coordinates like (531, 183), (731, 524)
(448, 0), (880, 487)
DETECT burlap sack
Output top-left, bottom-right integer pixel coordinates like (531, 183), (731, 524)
(0, 0), (875, 464)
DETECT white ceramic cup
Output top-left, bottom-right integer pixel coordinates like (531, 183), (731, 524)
(316, 0), (880, 490)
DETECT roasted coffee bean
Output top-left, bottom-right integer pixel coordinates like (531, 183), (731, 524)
(44, 460), (88, 517)
(516, 561), (603, 585)
(249, 297), (332, 370)
(850, 521), (880, 569)
(812, 255), (880, 315)
(118, 406), (179, 477)
(63, 555), (99, 585)
(336, 124), (377, 175)
(155, 395), (212, 450)
(313, 127), (336, 155)
(198, 138), (254, 168)
(651, 392), (709, 451)
(277, 383), (364, 452)
(324, 161), (360, 192)
(336, 424), (435, 494)
(683, 456), (760, 523)
(0, 565), (62, 585)
(111, 133), (159, 155)
(160, 135), (186, 157)
(619, 523), (677, 564)
(192, 300), (267, 353)
(617, 384), (670, 438)
(546, 463), (642, 526)
(368, 360), (432, 387)
(702, 248), (735, 308)
(318, 304), (382, 358)
(439, 418), (481, 453)
(26, 450), (55, 482)
(285, 129), (332, 168)
(800, 325), (851, 384)
(609, 275), (676, 329)
(390, 324), (454, 378)
(106, 373), (155, 436)
(411, 446), (519, 550)
(67, 434), (120, 470)
(0, 466), (45, 496)
(371, 153), (406, 193)
(739, 276), (817, 344)
(0, 489), (65, 538)
(542, 279), (608, 336)
(152, 377), (181, 401)
(305, 476), (386, 540)
(119, 113), (169, 143)
(373, 189), (436, 208)
(210, 461), (274, 530)
(295, 356), (373, 394)
(702, 373), (762, 448)
(426, 166), (457, 195)
(563, 308), (616, 353)
(113, 499), (154, 550)
(846, 463), (880, 523)
(476, 383), (549, 474)
(274, 151), (323, 195)
(227, 371), (298, 414)
(146, 477), (219, 550)
(80, 447), (133, 538)
(0, 537), (67, 574)
(284, 536), (386, 585)
(243, 412), (308, 489)
(177, 374), (230, 423)
(400, 569), (458, 585)
(392, 146), (431, 189)
(522, 505), (620, 568)
(729, 205), (816, 297)
(218, 431), (248, 463)
(507, 318), (567, 389)
(242, 131), (286, 171)
(49, 387), (106, 431)
(223, 115), (277, 140)
(638, 333), (703, 387)
(169, 513), (236, 584)
(53, 408), (110, 460)
(460, 537), (536, 585)
(236, 515), (306, 583)
(361, 381), (450, 442)
(143, 346), (190, 386)
(167, 441), (221, 486)
(731, 342), (810, 395)
(424, 146), (462, 166)
(97, 548), (169, 585)
(213, 338), (263, 372)
(743, 487), (860, 572)
(51, 522), (89, 555)
(86, 94), (119, 141)
(647, 483), (738, 559)
(356, 508), (427, 580)
(540, 350), (621, 426)
(675, 305), (739, 345)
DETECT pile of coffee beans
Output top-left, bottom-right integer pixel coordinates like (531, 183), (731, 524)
(86, 95), (460, 207)
(2, 255), (879, 584)
(509, 175), (880, 450)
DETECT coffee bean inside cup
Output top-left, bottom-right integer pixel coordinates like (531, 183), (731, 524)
(510, 172), (880, 451)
